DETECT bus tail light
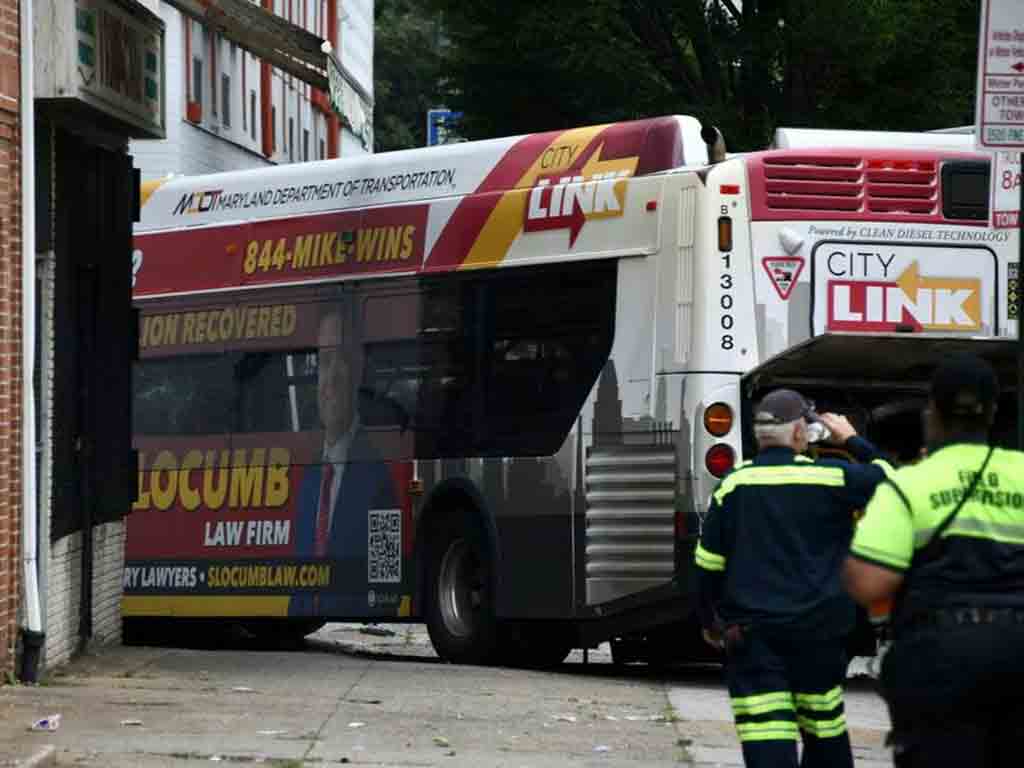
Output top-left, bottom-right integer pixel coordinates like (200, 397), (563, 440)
(703, 402), (733, 437)
(717, 216), (733, 252)
(705, 444), (735, 478)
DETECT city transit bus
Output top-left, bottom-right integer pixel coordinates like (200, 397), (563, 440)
(125, 115), (1020, 665)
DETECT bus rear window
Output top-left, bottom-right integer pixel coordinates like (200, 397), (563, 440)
(941, 160), (989, 221)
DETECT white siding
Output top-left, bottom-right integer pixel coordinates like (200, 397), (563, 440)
(130, 1), (368, 178)
(45, 532), (81, 669)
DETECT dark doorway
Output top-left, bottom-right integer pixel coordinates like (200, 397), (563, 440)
(50, 129), (137, 646)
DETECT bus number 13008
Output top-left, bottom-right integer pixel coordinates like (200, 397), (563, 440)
(719, 206), (735, 351)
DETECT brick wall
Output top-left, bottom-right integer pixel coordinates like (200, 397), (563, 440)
(0, 0), (21, 682)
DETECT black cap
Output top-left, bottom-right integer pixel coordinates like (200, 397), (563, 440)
(753, 389), (817, 425)
(931, 353), (998, 419)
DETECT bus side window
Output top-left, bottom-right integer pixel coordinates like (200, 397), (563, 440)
(133, 355), (236, 436)
(481, 262), (615, 454)
(233, 349), (320, 434)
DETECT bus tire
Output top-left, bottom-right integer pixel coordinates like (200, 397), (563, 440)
(424, 508), (499, 665)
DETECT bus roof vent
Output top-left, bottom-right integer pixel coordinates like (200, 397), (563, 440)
(761, 155), (938, 216)
(864, 157), (938, 215)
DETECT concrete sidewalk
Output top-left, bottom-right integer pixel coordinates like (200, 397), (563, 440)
(0, 627), (690, 767)
(0, 626), (893, 767)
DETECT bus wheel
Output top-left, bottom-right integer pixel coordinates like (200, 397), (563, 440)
(425, 510), (499, 665)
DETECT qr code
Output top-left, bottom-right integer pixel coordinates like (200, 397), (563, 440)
(368, 508), (402, 583)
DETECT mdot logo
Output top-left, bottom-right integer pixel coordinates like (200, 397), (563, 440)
(173, 189), (225, 216)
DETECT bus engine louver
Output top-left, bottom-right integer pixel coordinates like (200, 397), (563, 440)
(761, 155), (938, 216)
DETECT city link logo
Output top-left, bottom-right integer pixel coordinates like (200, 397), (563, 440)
(827, 261), (982, 332)
(523, 144), (638, 246)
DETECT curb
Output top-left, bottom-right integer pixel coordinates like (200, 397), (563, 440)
(17, 745), (57, 768)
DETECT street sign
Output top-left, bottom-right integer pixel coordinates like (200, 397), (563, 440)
(975, 0), (1024, 150)
(977, 0), (1024, 449)
(427, 109), (464, 147)
(992, 150), (1021, 228)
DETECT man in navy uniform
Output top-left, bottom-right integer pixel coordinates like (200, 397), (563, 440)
(695, 389), (892, 767)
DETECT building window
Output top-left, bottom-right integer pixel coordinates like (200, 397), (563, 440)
(192, 58), (203, 107)
(320, 138), (325, 160)
(271, 105), (277, 152)
(221, 74), (231, 127)
(250, 91), (257, 140)
(211, 34), (218, 117)
(289, 118), (295, 162)
(303, 129), (310, 161)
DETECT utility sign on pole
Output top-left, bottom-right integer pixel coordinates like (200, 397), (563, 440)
(427, 109), (464, 147)
(976, 0), (1024, 151)
(992, 150), (1021, 229)
(976, 0), (1024, 449)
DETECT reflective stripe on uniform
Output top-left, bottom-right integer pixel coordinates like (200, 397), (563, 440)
(713, 465), (845, 505)
(730, 690), (795, 716)
(735, 720), (800, 742)
(794, 686), (846, 739)
(913, 516), (1024, 548)
(794, 686), (842, 711)
(849, 541), (910, 570)
(797, 713), (847, 739)
(871, 458), (896, 480)
(695, 542), (726, 572)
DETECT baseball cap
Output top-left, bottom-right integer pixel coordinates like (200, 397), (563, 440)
(753, 388), (818, 425)
(930, 353), (998, 419)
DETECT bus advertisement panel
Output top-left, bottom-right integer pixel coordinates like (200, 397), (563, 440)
(127, 294), (415, 621)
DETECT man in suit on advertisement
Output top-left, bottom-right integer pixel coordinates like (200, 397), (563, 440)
(290, 302), (397, 617)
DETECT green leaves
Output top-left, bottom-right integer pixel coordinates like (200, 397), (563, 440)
(383, 0), (981, 151)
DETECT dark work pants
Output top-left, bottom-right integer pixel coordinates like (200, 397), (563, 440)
(724, 628), (852, 768)
(881, 623), (1024, 767)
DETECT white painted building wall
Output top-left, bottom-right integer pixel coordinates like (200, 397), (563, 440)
(45, 524), (124, 668)
(130, 0), (373, 182)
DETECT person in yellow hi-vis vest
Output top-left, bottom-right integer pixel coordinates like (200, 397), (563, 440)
(844, 353), (1024, 767)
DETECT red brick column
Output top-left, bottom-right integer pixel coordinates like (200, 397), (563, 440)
(0, 0), (22, 681)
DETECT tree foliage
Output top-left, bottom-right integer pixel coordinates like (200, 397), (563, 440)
(373, 0), (445, 152)
(419, 0), (981, 151)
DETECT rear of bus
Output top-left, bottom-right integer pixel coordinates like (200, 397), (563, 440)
(676, 140), (1018, 647)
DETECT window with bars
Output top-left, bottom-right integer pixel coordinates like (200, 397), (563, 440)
(221, 74), (231, 127)
(192, 58), (203, 107)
